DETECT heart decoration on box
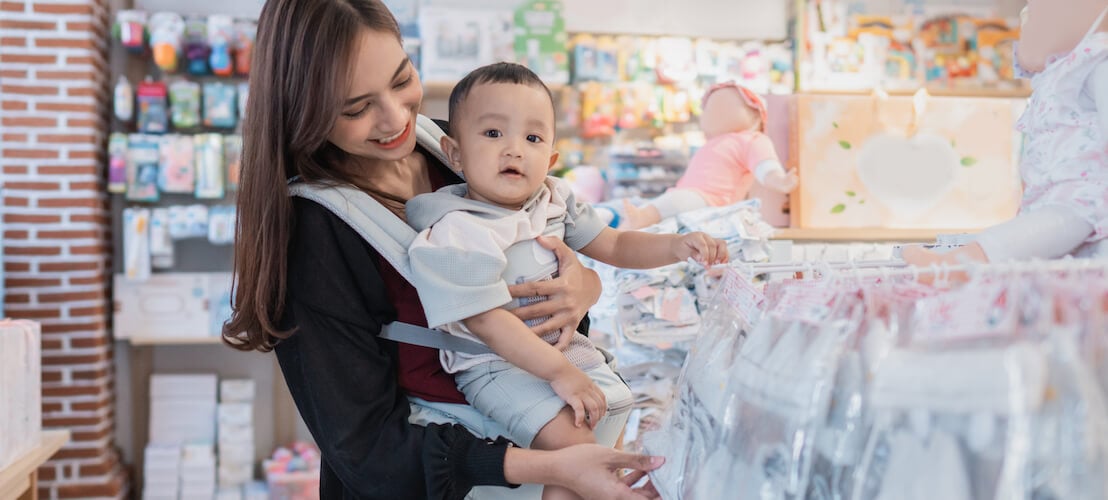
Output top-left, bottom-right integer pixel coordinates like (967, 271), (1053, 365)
(856, 132), (959, 217)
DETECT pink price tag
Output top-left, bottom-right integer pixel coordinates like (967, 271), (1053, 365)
(913, 284), (1013, 344)
(718, 268), (764, 326)
(631, 286), (657, 301)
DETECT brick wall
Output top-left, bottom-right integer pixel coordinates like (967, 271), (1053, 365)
(1, 0), (127, 498)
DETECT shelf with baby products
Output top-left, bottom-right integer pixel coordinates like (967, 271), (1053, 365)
(795, 0), (1031, 97)
(108, 9), (253, 346)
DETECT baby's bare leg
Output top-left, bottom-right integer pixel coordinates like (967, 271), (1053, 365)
(533, 406), (597, 500)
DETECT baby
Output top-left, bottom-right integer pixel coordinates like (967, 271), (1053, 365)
(620, 82), (798, 230)
(406, 62), (729, 500)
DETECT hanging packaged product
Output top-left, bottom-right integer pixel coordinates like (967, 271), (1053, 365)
(108, 133), (129, 194)
(223, 135), (243, 191)
(207, 206), (236, 245)
(233, 20), (257, 76)
(113, 10), (148, 53)
(149, 208), (174, 269)
(184, 15), (211, 75)
(513, 0), (569, 84)
(136, 80), (169, 134)
(113, 76), (134, 122)
(158, 134), (196, 193)
(123, 207), (152, 282)
(194, 134), (226, 199)
(208, 15), (235, 77)
(169, 79), (201, 129)
(126, 134), (161, 202)
(203, 82), (238, 129)
(236, 82), (250, 121)
(149, 12), (185, 73)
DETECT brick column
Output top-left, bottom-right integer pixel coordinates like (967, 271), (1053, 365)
(1, 0), (127, 498)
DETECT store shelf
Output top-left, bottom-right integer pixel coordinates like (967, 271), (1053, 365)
(0, 431), (70, 500)
(772, 227), (972, 242)
(800, 87), (1031, 98)
(423, 81), (567, 100)
(125, 336), (223, 346)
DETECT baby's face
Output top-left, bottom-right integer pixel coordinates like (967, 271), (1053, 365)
(447, 83), (558, 209)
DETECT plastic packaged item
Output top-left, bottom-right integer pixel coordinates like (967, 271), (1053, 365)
(207, 205), (236, 245)
(236, 82), (250, 120)
(169, 79), (201, 129)
(123, 207), (152, 281)
(149, 12), (185, 73)
(203, 82), (237, 128)
(136, 80), (169, 134)
(208, 15), (234, 77)
(194, 134), (226, 199)
(149, 207), (174, 269)
(108, 132), (129, 193)
(113, 10), (148, 53)
(223, 135), (242, 191)
(184, 16), (211, 75)
(158, 134), (195, 193)
(114, 76), (134, 122)
(126, 134), (161, 201)
(232, 21), (257, 76)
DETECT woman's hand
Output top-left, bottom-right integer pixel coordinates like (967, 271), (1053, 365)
(505, 445), (664, 500)
(508, 236), (602, 348)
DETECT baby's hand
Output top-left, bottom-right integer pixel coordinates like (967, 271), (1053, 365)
(764, 169), (799, 193)
(672, 232), (730, 266)
(550, 367), (607, 429)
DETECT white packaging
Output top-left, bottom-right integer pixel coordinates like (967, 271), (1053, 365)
(0, 319), (42, 470)
(219, 379), (255, 403)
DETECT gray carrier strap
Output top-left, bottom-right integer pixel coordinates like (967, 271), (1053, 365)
(380, 322), (492, 355)
(289, 115), (491, 356)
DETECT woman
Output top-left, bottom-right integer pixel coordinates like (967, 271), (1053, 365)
(222, 0), (663, 498)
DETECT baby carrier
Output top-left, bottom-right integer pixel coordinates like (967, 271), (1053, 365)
(289, 115), (631, 499)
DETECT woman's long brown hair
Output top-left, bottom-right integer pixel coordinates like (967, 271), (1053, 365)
(223, 0), (402, 351)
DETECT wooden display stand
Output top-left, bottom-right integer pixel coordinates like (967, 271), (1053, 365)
(0, 431), (70, 500)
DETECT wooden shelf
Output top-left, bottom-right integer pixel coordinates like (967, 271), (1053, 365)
(772, 227), (973, 242)
(800, 87), (1031, 98)
(0, 431), (70, 500)
(125, 336), (223, 346)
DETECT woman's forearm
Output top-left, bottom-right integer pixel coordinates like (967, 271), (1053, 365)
(503, 447), (561, 486)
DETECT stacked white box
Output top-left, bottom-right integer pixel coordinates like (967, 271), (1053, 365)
(243, 480), (268, 500)
(147, 374), (218, 500)
(0, 319), (42, 471)
(218, 379), (256, 488)
(149, 374), (218, 445)
(180, 443), (216, 499)
(142, 444), (181, 500)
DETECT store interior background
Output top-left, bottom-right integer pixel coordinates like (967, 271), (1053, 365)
(0, 0), (1034, 497)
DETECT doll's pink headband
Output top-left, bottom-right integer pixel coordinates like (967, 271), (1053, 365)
(703, 81), (768, 131)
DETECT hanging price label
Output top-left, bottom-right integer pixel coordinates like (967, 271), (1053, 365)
(718, 268), (765, 327)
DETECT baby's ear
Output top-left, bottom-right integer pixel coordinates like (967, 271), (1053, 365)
(440, 135), (462, 167)
(547, 151), (560, 171)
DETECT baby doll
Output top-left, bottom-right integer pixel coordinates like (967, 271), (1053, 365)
(620, 82), (798, 230)
(904, 0), (1108, 268)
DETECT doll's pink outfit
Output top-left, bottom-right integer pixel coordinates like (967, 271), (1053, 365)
(977, 7), (1108, 261)
(674, 130), (781, 207)
(1014, 7), (1108, 243)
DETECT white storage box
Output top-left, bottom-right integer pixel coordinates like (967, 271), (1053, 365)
(0, 319), (42, 470)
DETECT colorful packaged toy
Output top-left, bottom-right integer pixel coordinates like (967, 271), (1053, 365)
(136, 80), (169, 134)
(169, 80), (201, 129)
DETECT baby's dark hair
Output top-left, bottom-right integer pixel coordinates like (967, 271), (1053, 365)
(448, 62), (555, 125)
